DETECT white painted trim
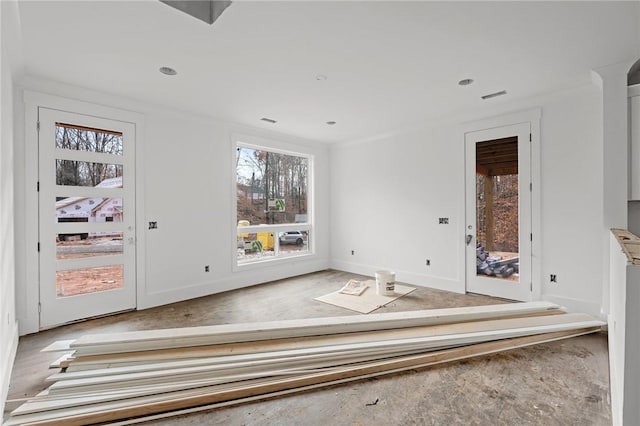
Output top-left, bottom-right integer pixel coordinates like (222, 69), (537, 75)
(50, 149), (124, 165)
(134, 114), (145, 320)
(21, 90), (145, 334)
(70, 317), (601, 359)
(21, 91), (40, 335)
(458, 108), (542, 135)
(24, 91), (144, 125)
(98, 329), (600, 426)
(238, 224), (311, 234)
(541, 294), (603, 318)
(70, 302), (565, 349)
(229, 125), (238, 277)
(1, 320), (19, 412)
(530, 114), (542, 302)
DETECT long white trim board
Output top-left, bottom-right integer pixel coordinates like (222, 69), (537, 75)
(43, 302), (563, 355)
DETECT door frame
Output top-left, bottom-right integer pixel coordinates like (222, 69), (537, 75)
(459, 109), (541, 301)
(22, 91), (146, 334)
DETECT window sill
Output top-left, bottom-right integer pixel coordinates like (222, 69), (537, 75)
(233, 251), (315, 272)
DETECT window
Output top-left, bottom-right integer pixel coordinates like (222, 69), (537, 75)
(235, 143), (312, 265)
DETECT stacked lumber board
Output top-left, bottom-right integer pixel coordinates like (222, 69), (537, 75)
(5, 302), (604, 425)
(611, 228), (640, 264)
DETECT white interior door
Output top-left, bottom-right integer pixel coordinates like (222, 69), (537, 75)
(465, 123), (531, 301)
(38, 107), (136, 328)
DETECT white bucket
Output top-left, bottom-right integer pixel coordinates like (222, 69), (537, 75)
(375, 270), (396, 296)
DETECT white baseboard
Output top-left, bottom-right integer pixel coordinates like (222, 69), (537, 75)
(330, 260), (464, 294)
(540, 294), (602, 318)
(1, 321), (19, 414)
(138, 259), (330, 310)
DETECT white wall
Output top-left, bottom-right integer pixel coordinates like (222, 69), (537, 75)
(330, 83), (604, 316)
(628, 201), (640, 235)
(623, 264), (640, 425)
(609, 232), (640, 426)
(0, 0), (20, 412)
(538, 84), (603, 313)
(330, 124), (464, 292)
(14, 76), (330, 334)
(609, 233), (627, 426)
(139, 112), (330, 309)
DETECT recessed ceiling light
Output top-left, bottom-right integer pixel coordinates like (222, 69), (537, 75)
(326, 121), (336, 125)
(316, 74), (328, 81)
(481, 90), (507, 100)
(458, 78), (474, 86)
(261, 117), (277, 124)
(159, 66), (177, 76)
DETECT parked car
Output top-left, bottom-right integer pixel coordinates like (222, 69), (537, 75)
(279, 231), (305, 246)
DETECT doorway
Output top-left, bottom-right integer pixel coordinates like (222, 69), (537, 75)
(465, 122), (532, 301)
(37, 107), (137, 329)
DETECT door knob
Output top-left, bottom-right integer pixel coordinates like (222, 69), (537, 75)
(466, 234), (473, 245)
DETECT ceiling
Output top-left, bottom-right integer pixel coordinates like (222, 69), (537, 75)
(15, 1), (640, 143)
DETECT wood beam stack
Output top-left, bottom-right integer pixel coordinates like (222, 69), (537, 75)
(5, 302), (604, 425)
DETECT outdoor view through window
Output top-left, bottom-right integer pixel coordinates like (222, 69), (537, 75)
(55, 123), (125, 297)
(236, 145), (310, 264)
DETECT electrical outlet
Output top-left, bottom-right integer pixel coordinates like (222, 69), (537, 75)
(205, 265), (210, 272)
(426, 259), (431, 266)
(351, 250), (355, 255)
(550, 274), (557, 283)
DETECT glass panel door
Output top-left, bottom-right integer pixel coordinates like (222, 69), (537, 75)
(465, 123), (531, 301)
(38, 108), (136, 329)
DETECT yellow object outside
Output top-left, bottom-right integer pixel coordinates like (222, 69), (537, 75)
(257, 232), (274, 250)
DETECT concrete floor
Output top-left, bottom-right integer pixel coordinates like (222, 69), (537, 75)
(4, 270), (611, 425)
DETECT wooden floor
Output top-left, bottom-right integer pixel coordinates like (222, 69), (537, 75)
(4, 270), (611, 425)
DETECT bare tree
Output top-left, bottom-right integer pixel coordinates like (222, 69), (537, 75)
(236, 147), (308, 225)
(55, 125), (123, 187)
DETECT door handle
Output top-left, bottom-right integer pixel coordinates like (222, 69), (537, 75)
(466, 234), (473, 245)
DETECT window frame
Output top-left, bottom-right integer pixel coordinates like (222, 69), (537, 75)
(232, 136), (314, 270)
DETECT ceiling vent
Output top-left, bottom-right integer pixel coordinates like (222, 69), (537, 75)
(160, 1), (232, 25)
(481, 90), (507, 100)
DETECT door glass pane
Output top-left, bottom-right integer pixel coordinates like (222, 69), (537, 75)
(56, 159), (123, 187)
(56, 264), (123, 297)
(56, 233), (124, 260)
(475, 138), (519, 282)
(56, 197), (123, 223)
(55, 122), (123, 155)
